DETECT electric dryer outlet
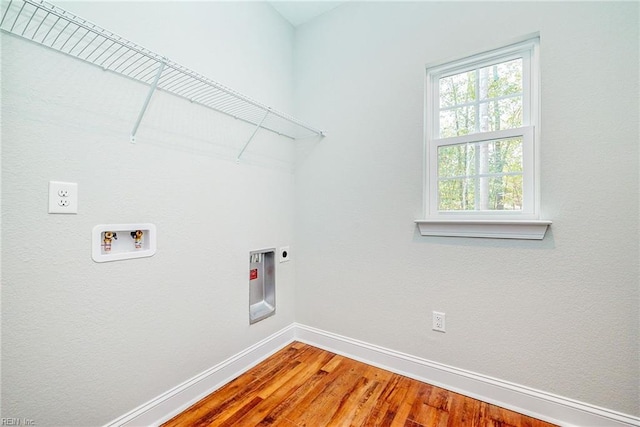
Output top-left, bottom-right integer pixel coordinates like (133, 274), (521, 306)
(279, 246), (291, 263)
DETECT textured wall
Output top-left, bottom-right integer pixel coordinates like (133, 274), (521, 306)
(2, 0), (639, 423)
(293, 1), (639, 417)
(1, 2), (296, 425)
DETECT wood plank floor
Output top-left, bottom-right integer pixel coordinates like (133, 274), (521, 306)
(162, 342), (557, 427)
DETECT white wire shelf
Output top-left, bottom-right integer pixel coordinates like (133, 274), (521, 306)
(1, 0), (325, 157)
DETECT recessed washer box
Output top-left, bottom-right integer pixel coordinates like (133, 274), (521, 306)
(92, 224), (156, 262)
(249, 249), (276, 324)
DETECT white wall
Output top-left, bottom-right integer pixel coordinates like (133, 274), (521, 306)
(294, 1), (639, 417)
(2, 0), (639, 424)
(1, 2), (296, 425)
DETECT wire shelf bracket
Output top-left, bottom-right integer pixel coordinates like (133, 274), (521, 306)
(1, 0), (325, 156)
(130, 59), (166, 143)
(237, 109), (270, 163)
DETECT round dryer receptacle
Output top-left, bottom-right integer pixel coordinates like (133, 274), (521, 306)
(279, 246), (291, 263)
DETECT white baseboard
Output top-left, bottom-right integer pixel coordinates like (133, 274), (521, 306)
(104, 323), (639, 427)
(103, 324), (296, 427)
(295, 323), (640, 427)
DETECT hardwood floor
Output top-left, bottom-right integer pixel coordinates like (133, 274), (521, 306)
(162, 342), (557, 427)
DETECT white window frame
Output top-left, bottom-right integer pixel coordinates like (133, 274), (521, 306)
(416, 36), (551, 239)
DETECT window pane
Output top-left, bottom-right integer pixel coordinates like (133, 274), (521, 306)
(439, 106), (476, 138)
(438, 178), (475, 210)
(439, 71), (475, 108)
(438, 137), (524, 212)
(438, 143), (476, 178)
(479, 97), (523, 131)
(483, 137), (523, 174)
(478, 59), (522, 100)
(487, 175), (523, 210)
(438, 58), (523, 137)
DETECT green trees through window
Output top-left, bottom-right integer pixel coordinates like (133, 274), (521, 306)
(435, 58), (526, 212)
(437, 137), (524, 211)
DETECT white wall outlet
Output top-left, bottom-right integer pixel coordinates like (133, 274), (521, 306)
(48, 181), (78, 214)
(433, 311), (446, 332)
(279, 246), (291, 263)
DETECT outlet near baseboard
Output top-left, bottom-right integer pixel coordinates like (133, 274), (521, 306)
(432, 311), (446, 332)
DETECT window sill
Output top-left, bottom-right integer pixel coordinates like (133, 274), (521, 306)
(415, 219), (552, 240)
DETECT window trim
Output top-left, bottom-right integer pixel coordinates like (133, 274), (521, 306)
(418, 36), (551, 239)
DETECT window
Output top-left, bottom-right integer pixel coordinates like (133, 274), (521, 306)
(417, 37), (551, 239)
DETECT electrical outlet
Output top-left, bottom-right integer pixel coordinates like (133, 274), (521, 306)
(432, 311), (446, 332)
(48, 181), (78, 214)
